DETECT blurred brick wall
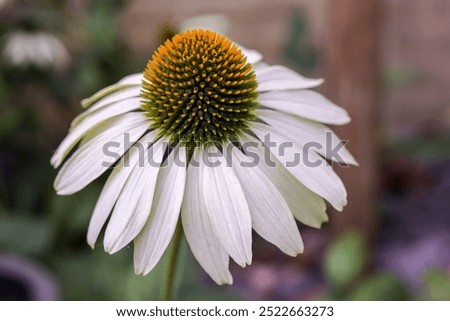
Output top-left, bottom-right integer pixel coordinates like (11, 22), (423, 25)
(118, 0), (327, 64)
(383, 0), (450, 136)
(119, 0), (450, 137)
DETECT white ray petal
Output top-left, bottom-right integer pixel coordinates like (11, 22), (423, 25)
(239, 133), (328, 228)
(73, 87), (142, 127)
(81, 83), (140, 109)
(181, 149), (232, 285)
(79, 86), (141, 119)
(51, 98), (142, 168)
(118, 73), (143, 86)
(257, 109), (357, 165)
(256, 65), (323, 92)
(251, 123), (347, 211)
(258, 89), (351, 125)
(239, 46), (263, 65)
(103, 140), (165, 254)
(134, 147), (187, 275)
(54, 113), (148, 195)
(253, 62), (270, 72)
(201, 147), (252, 267)
(86, 131), (157, 247)
(231, 147), (303, 256)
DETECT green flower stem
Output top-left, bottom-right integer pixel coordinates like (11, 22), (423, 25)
(162, 220), (183, 301)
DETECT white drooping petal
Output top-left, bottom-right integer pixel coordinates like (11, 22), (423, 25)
(258, 89), (351, 125)
(86, 131), (157, 247)
(240, 46), (263, 65)
(74, 86), (141, 127)
(201, 147), (252, 267)
(134, 147), (187, 275)
(181, 149), (232, 285)
(54, 112), (148, 195)
(51, 98), (142, 168)
(103, 140), (165, 254)
(256, 65), (323, 92)
(257, 109), (357, 166)
(231, 147), (303, 256)
(81, 78), (140, 109)
(118, 73), (143, 86)
(252, 62), (269, 72)
(239, 133), (328, 228)
(78, 86), (141, 121)
(251, 123), (347, 211)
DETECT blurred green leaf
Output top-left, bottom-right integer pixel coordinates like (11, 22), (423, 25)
(0, 74), (7, 98)
(0, 108), (24, 140)
(387, 134), (450, 162)
(14, 158), (54, 212)
(324, 231), (366, 291)
(422, 269), (450, 300)
(283, 11), (318, 73)
(119, 233), (186, 301)
(383, 66), (422, 89)
(0, 175), (8, 211)
(76, 57), (104, 95)
(55, 248), (131, 300)
(54, 231), (240, 300)
(86, 2), (119, 52)
(0, 202), (6, 215)
(349, 273), (412, 301)
(0, 215), (52, 256)
(120, 232), (240, 300)
(173, 238), (241, 301)
(48, 181), (101, 237)
(56, 231), (187, 300)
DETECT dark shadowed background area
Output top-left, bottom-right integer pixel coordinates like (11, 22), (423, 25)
(0, 0), (449, 300)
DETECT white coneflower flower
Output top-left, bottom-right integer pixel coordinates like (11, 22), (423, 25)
(52, 29), (356, 285)
(2, 30), (70, 70)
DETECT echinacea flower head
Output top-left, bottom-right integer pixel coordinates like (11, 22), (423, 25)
(52, 29), (356, 285)
(142, 30), (258, 146)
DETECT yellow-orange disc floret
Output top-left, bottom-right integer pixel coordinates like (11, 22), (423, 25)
(141, 29), (258, 146)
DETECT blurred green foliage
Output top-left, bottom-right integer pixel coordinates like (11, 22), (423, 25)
(0, 215), (52, 256)
(383, 66), (423, 89)
(282, 10), (318, 73)
(323, 231), (414, 301)
(386, 134), (450, 162)
(324, 231), (366, 293)
(422, 269), (450, 301)
(348, 273), (412, 301)
(322, 231), (450, 301)
(1, 1), (448, 301)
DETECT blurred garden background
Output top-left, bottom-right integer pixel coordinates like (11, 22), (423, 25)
(0, 0), (449, 300)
